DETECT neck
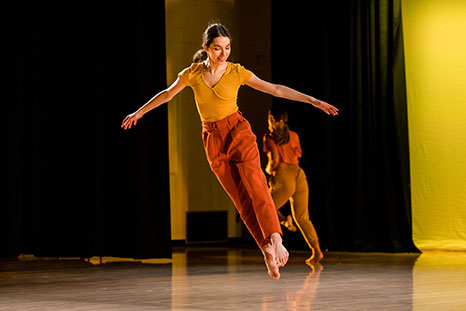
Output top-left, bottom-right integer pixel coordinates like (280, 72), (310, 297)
(205, 58), (227, 73)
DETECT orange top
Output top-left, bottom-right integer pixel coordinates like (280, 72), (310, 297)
(178, 62), (253, 122)
(263, 130), (302, 164)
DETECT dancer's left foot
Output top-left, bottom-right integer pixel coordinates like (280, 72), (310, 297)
(280, 215), (297, 232)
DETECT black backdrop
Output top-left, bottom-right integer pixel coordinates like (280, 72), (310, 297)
(3, 1), (171, 258)
(270, 0), (418, 252)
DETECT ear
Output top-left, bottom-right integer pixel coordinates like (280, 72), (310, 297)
(203, 44), (208, 52)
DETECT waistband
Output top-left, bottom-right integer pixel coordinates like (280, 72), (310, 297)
(202, 111), (242, 131)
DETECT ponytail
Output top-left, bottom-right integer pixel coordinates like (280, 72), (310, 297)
(269, 103), (290, 145)
(192, 49), (207, 63)
(271, 124), (290, 145)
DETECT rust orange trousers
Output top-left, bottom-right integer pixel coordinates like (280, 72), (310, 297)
(202, 112), (282, 248)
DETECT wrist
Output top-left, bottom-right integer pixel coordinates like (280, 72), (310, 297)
(136, 109), (145, 117)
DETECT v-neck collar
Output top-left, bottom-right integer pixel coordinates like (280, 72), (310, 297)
(201, 62), (230, 89)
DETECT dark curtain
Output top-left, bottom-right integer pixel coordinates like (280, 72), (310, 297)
(3, 1), (171, 258)
(271, 0), (418, 252)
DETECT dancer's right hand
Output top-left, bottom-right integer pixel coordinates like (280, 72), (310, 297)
(312, 99), (339, 116)
(121, 111), (143, 130)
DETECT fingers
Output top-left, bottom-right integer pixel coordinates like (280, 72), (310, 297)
(121, 118), (129, 129)
(121, 116), (129, 128)
(320, 101), (339, 116)
(121, 116), (135, 130)
(328, 105), (339, 116)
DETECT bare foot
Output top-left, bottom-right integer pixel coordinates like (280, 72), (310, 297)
(280, 215), (297, 232)
(305, 250), (324, 265)
(261, 244), (280, 279)
(270, 233), (289, 268)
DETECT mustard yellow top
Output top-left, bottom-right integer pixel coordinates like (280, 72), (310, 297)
(178, 62), (253, 122)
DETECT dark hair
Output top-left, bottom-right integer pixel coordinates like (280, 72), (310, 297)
(269, 103), (290, 145)
(192, 23), (232, 63)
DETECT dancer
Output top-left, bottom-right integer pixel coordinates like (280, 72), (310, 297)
(121, 23), (338, 279)
(264, 103), (325, 265)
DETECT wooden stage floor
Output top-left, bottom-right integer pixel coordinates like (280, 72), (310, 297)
(1, 246), (465, 310)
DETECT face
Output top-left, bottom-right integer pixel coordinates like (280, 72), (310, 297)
(204, 36), (231, 65)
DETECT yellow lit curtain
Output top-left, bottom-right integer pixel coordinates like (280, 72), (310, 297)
(402, 0), (466, 251)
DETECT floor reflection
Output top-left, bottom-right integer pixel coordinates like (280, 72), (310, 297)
(2, 248), (465, 310)
(286, 264), (322, 311)
(259, 265), (322, 311)
(413, 251), (466, 310)
(169, 247), (429, 310)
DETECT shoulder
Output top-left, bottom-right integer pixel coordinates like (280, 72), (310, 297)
(229, 62), (253, 84)
(289, 130), (299, 138)
(181, 62), (203, 74)
(263, 133), (276, 145)
(178, 63), (203, 84)
(263, 133), (276, 152)
(191, 62), (204, 71)
(229, 62), (243, 71)
(290, 130), (300, 139)
(229, 62), (252, 74)
(289, 130), (301, 144)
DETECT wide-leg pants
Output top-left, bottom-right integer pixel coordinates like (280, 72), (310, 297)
(202, 112), (282, 248)
(270, 163), (319, 250)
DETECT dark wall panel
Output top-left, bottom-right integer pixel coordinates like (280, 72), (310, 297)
(3, 0), (171, 258)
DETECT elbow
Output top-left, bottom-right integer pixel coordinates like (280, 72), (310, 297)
(163, 90), (174, 102)
(271, 84), (286, 98)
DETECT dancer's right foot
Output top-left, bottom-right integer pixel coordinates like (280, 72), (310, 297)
(261, 244), (280, 279)
(270, 232), (289, 268)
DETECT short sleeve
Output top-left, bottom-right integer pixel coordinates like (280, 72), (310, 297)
(238, 65), (253, 85)
(177, 66), (191, 86)
(295, 133), (302, 158)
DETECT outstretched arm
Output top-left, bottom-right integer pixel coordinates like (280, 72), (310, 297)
(121, 77), (187, 130)
(245, 74), (339, 116)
